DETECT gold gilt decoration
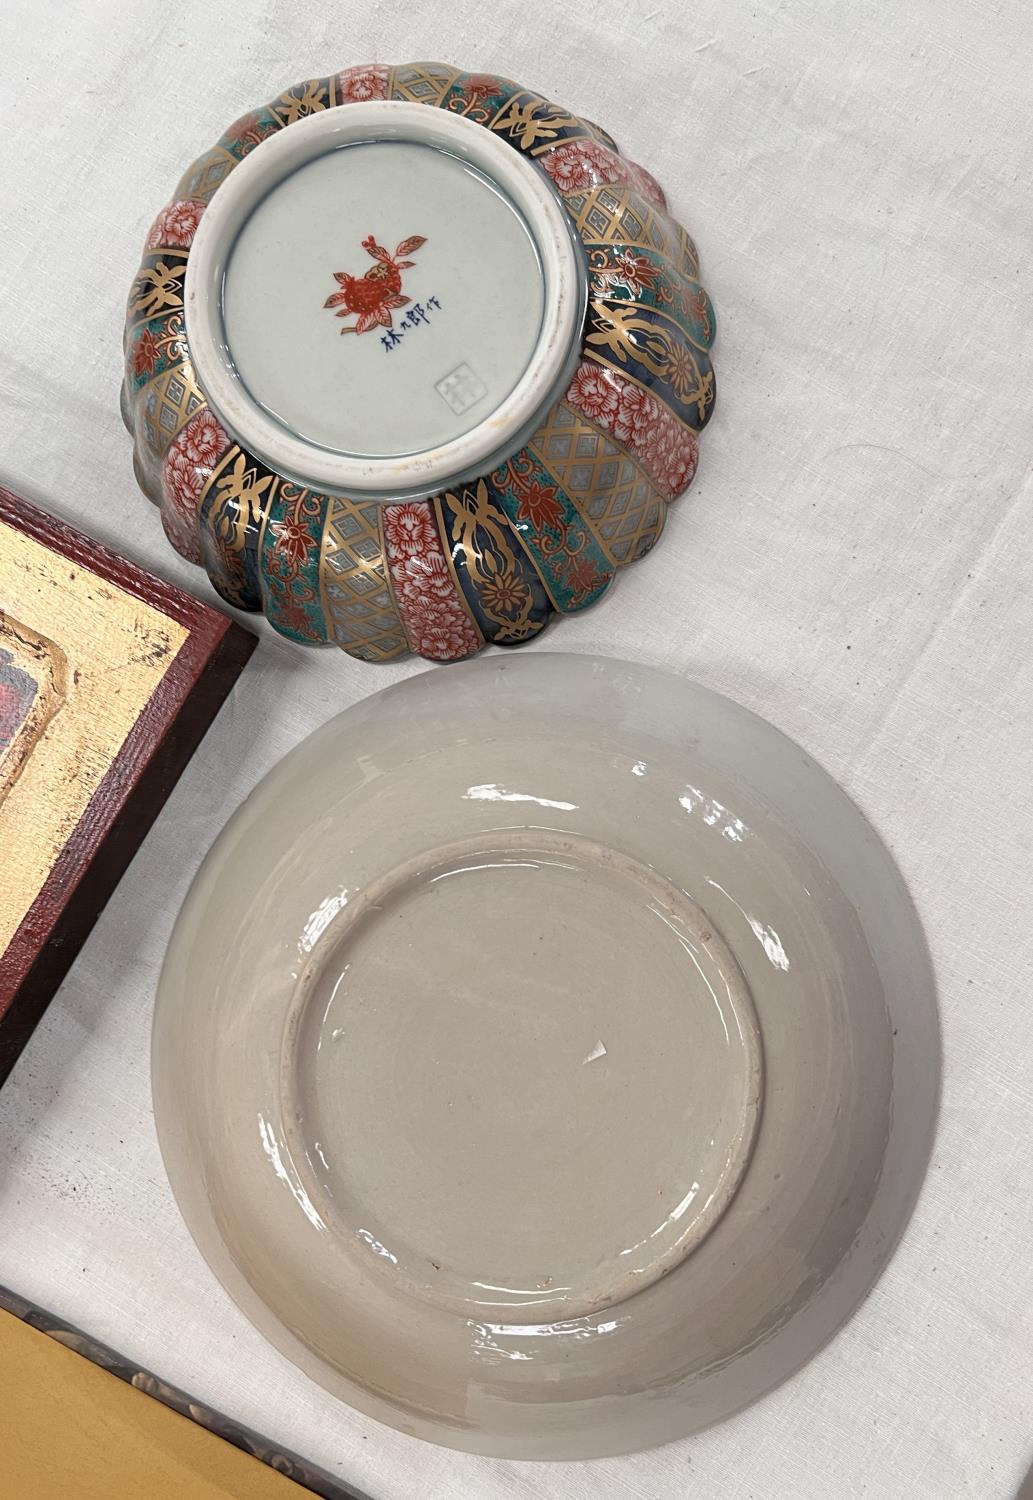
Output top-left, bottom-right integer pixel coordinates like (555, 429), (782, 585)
(488, 93), (584, 154)
(390, 62), (462, 106)
(562, 182), (700, 281)
(527, 402), (667, 567)
(138, 363), (206, 464)
(585, 246), (715, 352)
(271, 77), (331, 126)
(127, 254), (186, 325)
(174, 146), (238, 204)
(319, 497), (408, 662)
(208, 451), (274, 554)
(196, 446), (277, 610)
(586, 300), (714, 426)
(437, 481), (546, 641)
(120, 60), (715, 663)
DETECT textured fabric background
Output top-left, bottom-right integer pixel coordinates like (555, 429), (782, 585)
(1, 2), (1031, 1496)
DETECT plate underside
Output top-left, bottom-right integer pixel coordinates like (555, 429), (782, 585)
(153, 655), (939, 1458)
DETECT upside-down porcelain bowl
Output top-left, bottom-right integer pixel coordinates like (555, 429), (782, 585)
(122, 62), (715, 662)
(152, 655), (940, 1459)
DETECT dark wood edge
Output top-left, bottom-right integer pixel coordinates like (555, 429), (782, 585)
(0, 1284), (373, 1500)
(0, 488), (256, 1077)
(0, 486), (227, 641)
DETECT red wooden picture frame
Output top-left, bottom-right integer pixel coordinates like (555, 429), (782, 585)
(0, 488), (255, 1083)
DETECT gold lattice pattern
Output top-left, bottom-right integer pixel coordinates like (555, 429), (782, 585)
(529, 401), (667, 566)
(319, 498), (408, 662)
(562, 183), (700, 280)
(390, 63), (461, 106)
(174, 147), (238, 204)
(139, 365), (206, 463)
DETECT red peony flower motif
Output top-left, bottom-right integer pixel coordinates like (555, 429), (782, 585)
(626, 160), (667, 210)
(383, 501), (438, 560)
(420, 623), (479, 661)
(567, 362), (620, 423)
(539, 140), (667, 211)
(132, 327), (162, 376)
(146, 198), (206, 250)
(624, 390), (698, 498)
(611, 381), (656, 446)
(336, 64), (389, 102)
(566, 360), (698, 500)
(663, 436), (699, 494)
(160, 409), (231, 563)
(271, 514), (316, 571)
(394, 554), (456, 608)
(539, 142), (604, 194)
(160, 494), (203, 564)
(162, 448), (197, 512)
(417, 553), (456, 591)
(515, 479), (565, 534)
(671, 422), (700, 480)
(161, 451), (204, 560)
(177, 409), (228, 468)
(383, 501), (481, 660)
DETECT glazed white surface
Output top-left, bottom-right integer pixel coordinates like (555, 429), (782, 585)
(155, 657), (927, 1458)
(188, 102), (584, 498)
(223, 142), (544, 456)
(1, 1), (1032, 1497)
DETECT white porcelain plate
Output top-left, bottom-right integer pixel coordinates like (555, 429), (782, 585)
(152, 654), (939, 1459)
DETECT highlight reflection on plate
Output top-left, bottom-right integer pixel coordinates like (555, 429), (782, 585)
(153, 654), (939, 1459)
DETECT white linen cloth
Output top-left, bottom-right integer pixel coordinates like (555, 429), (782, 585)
(1, 1), (1031, 1495)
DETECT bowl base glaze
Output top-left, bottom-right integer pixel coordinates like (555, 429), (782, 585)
(186, 100), (586, 501)
(280, 830), (763, 1323)
(223, 140), (546, 460)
